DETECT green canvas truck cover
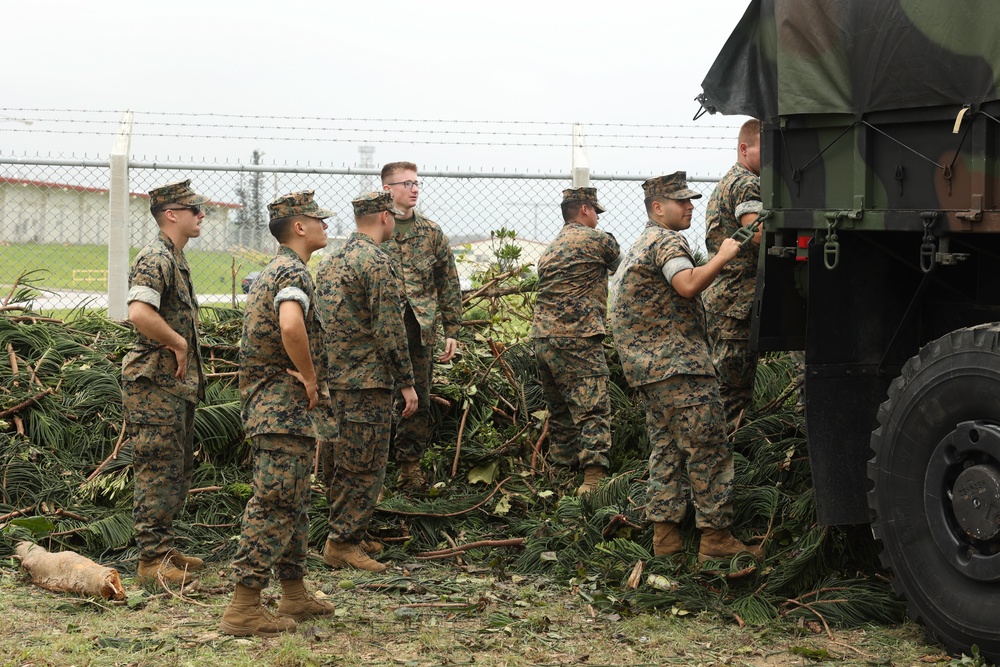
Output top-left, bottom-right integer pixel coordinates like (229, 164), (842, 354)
(699, 0), (1000, 121)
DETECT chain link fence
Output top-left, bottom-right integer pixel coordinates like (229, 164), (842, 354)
(0, 156), (719, 312)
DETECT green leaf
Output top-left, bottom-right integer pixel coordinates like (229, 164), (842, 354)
(468, 461), (499, 485)
(494, 494), (512, 516)
(10, 516), (55, 537)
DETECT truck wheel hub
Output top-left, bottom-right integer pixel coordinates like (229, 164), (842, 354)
(952, 465), (1000, 541)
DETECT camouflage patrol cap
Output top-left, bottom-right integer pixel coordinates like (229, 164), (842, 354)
(562, 187), (606, 213)
(352, 191), (404, 217)
(268, 190), (336, 221)
(641, 171), (702, 200)
(148, 179), (209, 210)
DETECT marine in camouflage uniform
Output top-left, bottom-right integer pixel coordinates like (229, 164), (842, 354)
(703, 119), (763, 427)
(380, 161), (463, 488)
(124, 179), (208, 586)
(222, 191), (335, 638)
(315, 191), (417, 573)
(529, 187), (620, 495)
(609, 172), (760, 561)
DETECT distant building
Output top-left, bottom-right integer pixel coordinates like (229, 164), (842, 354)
(451, 234), (550, 290)
(0, 177), (240, 252)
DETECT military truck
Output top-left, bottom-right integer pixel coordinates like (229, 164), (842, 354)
(698, 0), (1000, 659)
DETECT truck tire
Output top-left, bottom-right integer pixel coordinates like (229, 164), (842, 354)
(869, 324), (1000, 660)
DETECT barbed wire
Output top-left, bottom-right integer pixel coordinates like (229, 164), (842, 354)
(0, 127), (733, 150)
(0, 117), (738, 141)
(0, 108), (741, 130)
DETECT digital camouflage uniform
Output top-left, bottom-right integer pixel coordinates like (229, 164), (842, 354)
(124, 180), (207, 563)
(608, 173), (733, 530)
(703, 162), (762, 426)
(530, 187), (620, 470)
(317, 192), (414, 543)
(233, 193), (332, 591)
(380, 211), (462, 464)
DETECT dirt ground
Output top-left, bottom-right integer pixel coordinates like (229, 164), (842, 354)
(0, 557), (956, 667)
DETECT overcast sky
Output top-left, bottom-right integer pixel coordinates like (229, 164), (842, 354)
(2, 0), (756, 177)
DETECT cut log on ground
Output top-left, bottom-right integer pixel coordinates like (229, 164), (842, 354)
(14, 542), (125, 601)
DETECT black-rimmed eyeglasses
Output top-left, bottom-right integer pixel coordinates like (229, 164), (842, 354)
(386, 180), (419, 190)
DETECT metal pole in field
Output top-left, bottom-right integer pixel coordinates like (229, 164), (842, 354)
(107, 111), (133, 320)
(572, 123), (590, 188)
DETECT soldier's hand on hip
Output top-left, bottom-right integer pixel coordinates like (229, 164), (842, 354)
(400, 385), (419, 418)
(286, 369), (319, 409)
(169, 341), (189, 381)
(439, 338), (459, 362)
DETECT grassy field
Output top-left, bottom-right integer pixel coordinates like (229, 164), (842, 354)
(0, 558), (954, 667)
(0, 243), (271, 295)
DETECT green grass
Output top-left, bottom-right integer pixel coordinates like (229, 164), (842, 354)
(0, 561), (948, 667)
(0, 243), (269, 294)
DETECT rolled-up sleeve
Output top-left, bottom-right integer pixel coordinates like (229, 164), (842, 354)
(662, 257), (694, 283)
(275, 286), (310, 316)
(127, 285), (161, 308)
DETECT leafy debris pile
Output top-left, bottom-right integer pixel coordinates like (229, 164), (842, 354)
(0, 267), (904, 634)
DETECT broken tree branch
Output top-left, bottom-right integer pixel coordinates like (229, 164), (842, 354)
(83, 420), (128, 484)
(414, 538), (525, 560)
(451, 401), (473, 477)
(379, 478), (510, 518)
(0, 387), (55, 418)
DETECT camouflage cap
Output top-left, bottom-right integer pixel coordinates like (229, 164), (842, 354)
(641, 171), (703, 200)
(561, 186), (606, 213)
(352, 191), (404, 217)
(268, 190), (336, 221)
(148, 179), (209, 209)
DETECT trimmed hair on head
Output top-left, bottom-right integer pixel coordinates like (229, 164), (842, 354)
(644, 196), (666, 217)
(151, 204), (169, 223)
(561, 200), (585, 222)
(269, 215), (298, 242)
(381, 161), (418, 183)
(739, 118), (762, 147)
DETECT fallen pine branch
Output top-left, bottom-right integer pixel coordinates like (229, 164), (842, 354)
(54, 509), (90, 522)
(378, 478), (510, 518)
(430, 394), (452, 408)
(83, 419), (128, 484)
(0, 387), (55, 418)
(414, 538), (525, 560)
(530, 418), (549, 470)
(0, 505), (36, 523)
(451, 401), (473, 477)
(461, 268), (522, 304)
(391, 601), (484, 610)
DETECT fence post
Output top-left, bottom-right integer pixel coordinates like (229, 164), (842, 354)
(107, 111), (133, 320)
(571, 123), (590, 187)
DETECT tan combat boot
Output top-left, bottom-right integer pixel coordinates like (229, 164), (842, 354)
(360, 538), (384, 555)
(697, 527), (763, 562)
(396, 461), (427, 489)
(137, 555), (197, 587)
(576, 465), (607, 496)
(652, 522), (683, 556)
(277, 578), (336, 620)
(220, 584), (297, 637)
(323, 539), (388, 573)
(169, 551), (204, 571)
